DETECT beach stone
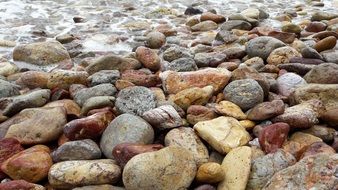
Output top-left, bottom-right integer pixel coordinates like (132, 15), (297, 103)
(86, 55), (141, 75)
(247, 100), (285, 120)
(80, 96), (115, 116)
(162, 45), (192, 62)
(196, 162), (224, 183)
(87, 70), (120, 86)
(16, 71), (49, 89)
(303, 125), (336, 143)
(121, 70), (160, 87)
(0, 180), (45, 190)
(1, 145), (52, 183)
(1, 107), (66, 145)
(246, 36), (285, 60)
(194, 116), (251, 154)
(146, 31), (166, 49)
(185, 7), (202, 15)
(135, 46), (161, 71)
(142, 105), (182, 130)
(194, 184), (216, 190)
(48, 159), (121, 189)
(314, 36), (337, 52)
(223, 79), (264, 111)
(264, 154), (338, 190)
(281, 23), (302, 34)
(267, 46), (302, 65)
(123, 146), (197, 190)
(47, 70), (88, 90)
(215, 101), (246, 120)
(187, 105), (217, 125)
(73, 185), (125, 190)
(164, 58), (198, 72)
(194, 52), (227, 67)
(276, 73), (307, 97)
(200, 12), (225, 23)
(0, 62), (18, 77)
(220, 20), (252, 31)
(13, 41), (71, 66)
(268, 31), (296, 44)
(160, 68), (231, 94)
(321, 50), (338, 64)
(51, 139), (101, 162)
(44, 99), (81, 117)
(165, 127), (209, 166)
(247, 150), (296, 190)
(115, 86), (156, 116)
(0, 79), (20, 99)
(311, 11), (338, 21)
(218, 146), (252, 190)
(304, 63), (338, 84)
(278, 63), (313, 75)
(305, 21), (327, 32)
(321, 108), (338, 127)
(259, 122), (290, 153)
(300, 46), (323, 59)
(300, 141), (336, 159)
(100, 113), (154, 158)
(241, 8), (260, 19)
(215, 30), (239, 44)
(73, 83), (117, 106)
(191, 21), (218, 31)
(0, 138), (24, 179)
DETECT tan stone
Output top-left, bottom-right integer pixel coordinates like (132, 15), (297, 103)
(215, 101), (247, 120)
(196, 162), (225, 183)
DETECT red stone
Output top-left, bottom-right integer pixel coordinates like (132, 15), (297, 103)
(300, 142), (335, 159)
(0, 138), (24, 179)
(259, 122), (290, 153)
(51, 87), (70, 101)
(121, 70), (161, 87)
(0, 180), (40, 190)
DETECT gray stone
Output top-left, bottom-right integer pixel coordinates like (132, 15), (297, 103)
(80, 96), (115, 116)
(194, 52), (227, 67)
(276, 73), (307, 97)
(142, 105), (183, 130)
(73, 83), (117, 106)
(164, 58), (198, 72)
(87, 70), (120, 86)
(321, 50), (338, 64)
(162, 45), (192, 62)
(246, 37), (285, 60)
(0, 79), (20, 99)
(220, 20), (252, 31)
(304, 63), (338, 84)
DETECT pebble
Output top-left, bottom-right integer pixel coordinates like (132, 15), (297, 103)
(267, 46), (302, 65)
(196, 162), (224, 183)
(191, 21), (218, 31)
(220, 20), (252, 31)
(276, 72), (307, 97)
(142, 105), (183, 130)
(16, 71), (49, 89)
(164, 57), (198, 72)
(200, 12), (225, 23)
(0, 62), (18, 77)
(314, 36), (337, 52)
(135, 46), (161, 71)
(44, 99), (81, 117)
(121, 69), (160, 87)
(0, 138), (24, 179)
(0, 180), (45, 190)
(146, 31), (166, 49)
(47, 69), (88, 90)
(321, 49), (338, 64)
(73, 83), (117, 106)
(187, 105), (217, 125)
(215, 100), (247, 120)
(247, 100), (285, 120)
(194, 52), (227, 67)
(80, 96), (115, 116)
(87, 70), (120, 86)
(304, 63), (338, 84)
(246, 36), (285, 60)
(259, 122), (290, 153)
(0, 79), (20, 99)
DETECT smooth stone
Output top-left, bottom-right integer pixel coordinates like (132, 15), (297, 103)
(184, 7), (203, 15)
(200, 12), (226, 23)
(259, 122), (290, 154)
(48, 159), (121, 189)
(0, 62), (18, 77)
(304, 63), (338, 84)
(215, 101), (246, 120)
(246, 36), (285, 60)
(187, 105), (217, 125)
(321, 108), (338, 127)
(220, 20), (252, 31)
(162, 45), (192, 62)
(87, 70), (120, 86)
(194, 52), (227, 67)
(241, 8), (260, 19)
(100, 113), (154, 158)
(164, 58), (198, 72)
(267, 47), (302, 65)
(142, 105), (182, 130)
(196, 162), (224, 183)
(300, 142), (336, 159)
(73, 83), (117, 106)
(300, 46), (323, 59)
(314, 36), (337, 52)
(51, 139), (101, 162)
(44, 99), (81, 117)
(165, 127), (209, 166)
(276, 73), (307, 97)
(303, 124), (335, 143)
(194, 184), (216, 190)
(123, 146), (197, 190)
(146, 31), (166, 49)
(321, 50), (338, 64)
(1, 145), (52, 183)
(0, 138), (24, 179)
(80, 96), (115, 116)
(121, 69), (160, 87)
(15, 71), (49, 89)
(247, 100), (285, 121)
(73, 185), (125, 190)
(191, 21), (218, 31)
(289, 57), (324, 65)
(268, 31), (296, 44)
(194, 116), (251, 154)
(215, 30), (239, 44)
(0, 180), (45, 190)
(47, 70), (88, 90)
(281, 23), (302, 34)
(135, 46), (161, 71)
(305, 21), (327, 32)
(278, 63), (313, 75)
(0, 79), (20, 99)
(218, 146), (252, 190)
(311, 11), (338, 21)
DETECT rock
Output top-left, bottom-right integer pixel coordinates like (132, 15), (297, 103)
(73, 185), (125, 190)
(241, 8), (260, 19)
(162, 45), (192, 62)
(259, 122), (290, 153)
(47, 70), (88, 90)
(13, 41), (71, 66)
(300, 142), (336, 159)
(73, 83), (117, 106)
(121, 70), (160, 87)
(264, 154), (338, 190)
(187, 105), (217, 125)
(184, 7), (203, 15)
(142, 105), (182, 130)
(321, 108), (338, 127)
(135, 46), (161, 71)
(268, 31), (296, 44)
(44, 99), (81, 117)
(16, 71), (49, 89)
(146, 31), (166, 49)
(1, 107), (66, 145)
(304, 63), (338, 84)
(194, 184), (216, 190)
(305, 21), (327, 32)
(51, 139), (101, 162)
(0, 79), (20, 99)
(0, 180), (45, 190)
(196, 162), (224, 183)
(267, 46), (302, 65)
(215, 30), (239, 44)
(220, 20), (252, 31)
(64, 110), (114, 140)
(302, 125), (336, 143)
(112, 143), (163, 168)
(160, 68), (231, 94)
(86, 55), (141, 75)
(223, 79), (264, 111)
(215, 101), (246, 120)
(247, 100), (285, 120)
(169, 86), (213, 110)
(115, 86), (156, 116)
(48, 159), (121, 189)
(165, 127), (209, 166)
(273, 100), (325, 129)
(281, 23), (302, 34)
(1, 145), (52, 183)
(194, 117), (251, 154)
(247, 150), (296, 190)
(100, 113), (154, 158)
(278, 63), (313, 75)
(123, 146), (197, 190)
(321, 50), (338, 64)
(300, 46), (323, 59)
(87, 70), (120, 86)
(191, 21), (218, 31)
(246, 36), (285, 60)
(0, 138), (24, 179)
(218, 146), (252, 190)
(311, 11), (338, 21)
(0, 62), (18, 77)
(201, 12), (225, 23)
(314, 36), (337, 52)
(164, 58), (198, 72)
(80, 96), (115, 116)
(194, 52), (227, 67)
(276, 73), (307, 97)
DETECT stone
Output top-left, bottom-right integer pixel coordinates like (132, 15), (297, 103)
(13, 41), (71, 66)
(16, 71), (49, 89)
(200, 12), (225, 23)
(196, 162), (224, 183)
(194, 184), (216, 190)
(220, 20), (252, 31)
(321, 108), (338, 127)
(44, 99), (81, 117)
(0, 79), (20, 99)
(73, 185), (125, 190)
(164, 58), (198, 72)
(268, 31), (296, 44)
(305, 21), (327, 32)
(1, 107), (66, 145)
(0, 62), (18, 77)
(142, 105), (182, 130)
(267, 46), (302, 65)
(304, 63), (338, 84)
(100, 113), (154, 158)
(0, 138), (24, 179)
(223, 79), (264, 111)
(247, 100), (285, 120)
(278, 63), (313, 75)
(194, 52), (227, 67)
(246, 36), (285, 60)
(123, 146), (197, 190)
(259, 122), (290, 153)
(160, 68), (231, 94)
(215, 101), (246, 120)
(47, 70), (88, 90)
(311, 11), (338, 21)
(241, 8), (260, 19)
(165, 127), (209, 166)
(48, 159), (121, 189)
(64, 110), (114, 140)
(0, 89), (50, 117)
(276, 73), (307, 97)
(169, 86), (213, 110)
(191, 21), (218, 31)
(1, 145), (52, 183)
(321, 50), (338, 64)
(184, 7), (202, 15)
(263, 154), (338, 190)
(314, 36), (337, 52)
(215, 30), (239, 44)
(194, 117), (251, 154)
(300, 142), (336, 159)
(187, 105), (217, 125)
(0, 180), (45, 190)
(73, 83), (117, 106)
(87, 70), (120, 86)
(121, 69), (160, 87)
(115, 86), (156, 116)
(146, 31), (166, 49)
(80, 96), (115, 116)
(218, 146), (252, 190)
(300, 46), (323, 59)
(302, 125), (336, 143)
(281, 23), (302, 34)
(162, 45), (192, 62)
(51, 139), (101, 162)
(135, 46), (161, 71)
(247, 150), (296, 190)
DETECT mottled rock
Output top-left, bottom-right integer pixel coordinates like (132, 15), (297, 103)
(300, 142), (336, 159)
(142, 105), (182, 130)
(194, 52), (227, 67)
(321, 50), (338, 64)
(162, 45), (192, 62)
(135, 46), (161, 71)
(16, 71), (49, 89)
(302, 125), (336, 143)
(0, 180), (45, 190)
(215, 101), (246, 120)
(281, 23), (302, 34)
(246, 36), (285, 60)
(267, 46), (302, 65)
(220, 20), (252, 31)
(196, 162), (224, 183)
(87, 70), (120, 86)
(47, 70), (88, 90)
(247, 100), (285, 120)
(80, 96), (115, 116)
(146, 31), (166, 49)
(0, 138), (24, 179)
(276, 73), (307, 97)
(0, 79), (20, 99)
(44, 99), (81, 117)
(121, 70), (160, 87)
(304, 63), (338, 84)
(73, 83), (117, 106)
(321, 108), (338, 127)
(191, 21), (218, 31)
(164, 58), (198, 72)
(187, 105), (217, 125)
(259, 122), (290, 153)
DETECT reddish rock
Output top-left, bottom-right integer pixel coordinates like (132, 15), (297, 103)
(135, 46), (161, 71)
(247, 100), (285, 121)
(305, 21), (327, 32)
(50, 87), (70, 101)
(268, 31), (296, 44)
(15, 71), (49, 89)
(200, 12), (225, 23)
(249, 27), (275, 36)
(187, 105), (217, 125)
(312, 31), (338, 40)
(259, 122), (290, 153)
(64, 110), (114, 140)
(112, 143), (163, 167)
(44, 99), (81, 118)
(313, 36), (337, 52)
(321, 108), (338, 127)
(121, 70), (161, 87)
(0, 138), (24, 179)
(87, 107), (115, 116)
(300, 142), (335, 159)
(0, 180), (45, 190)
